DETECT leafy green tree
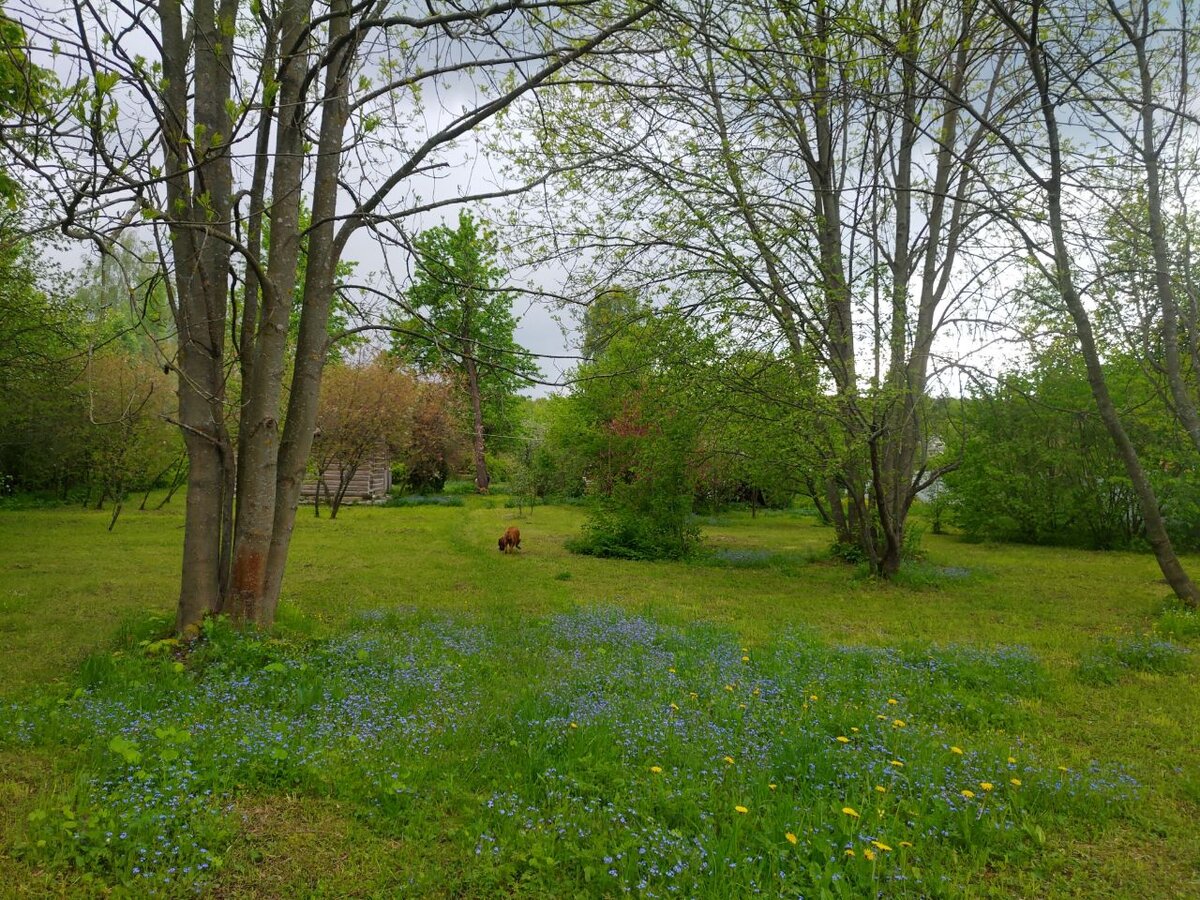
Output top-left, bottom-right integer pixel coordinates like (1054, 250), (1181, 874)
(567, 307), (713, 560)
(579, 285), (642, 361)
(390, 211), (538, 492)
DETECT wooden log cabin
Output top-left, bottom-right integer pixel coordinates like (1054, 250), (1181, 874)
(300, 449), (392, 503)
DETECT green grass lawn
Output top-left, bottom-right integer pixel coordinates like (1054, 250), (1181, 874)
(0, 497), (1197, 897)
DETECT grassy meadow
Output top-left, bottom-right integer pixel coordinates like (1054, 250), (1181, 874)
(0, 496), (1197, 897)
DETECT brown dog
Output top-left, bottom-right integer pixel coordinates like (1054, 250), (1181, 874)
(498, 525), (521, 553)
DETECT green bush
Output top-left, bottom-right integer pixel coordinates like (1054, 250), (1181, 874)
(829, 540), (868, 564)
(567, 498), (700, 561)
(388, 462), (408, 496)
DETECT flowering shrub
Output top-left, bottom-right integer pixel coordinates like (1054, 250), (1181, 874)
(1, 608), (1137, 896)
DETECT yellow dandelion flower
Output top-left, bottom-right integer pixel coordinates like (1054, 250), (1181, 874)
(1007, 756), (1017, 764)
(738, 703), (746, 709)
(889, 760), (904, 767)
(1058, 765), (1069, 772)
(950, 746), (964, 755)
(786, 832), (798, 845)
(650, 766), (663, 774)
(752, 687), (761, 696)
(769, 783), (777, 790)
(735, 805), (749, 814)
(836, 736), (851, 743)
(874, 785), (887, 793)
(842, 806), (860, 818)
(899, 841), (913, 848)
(961, 789), (975, 799)
(877, 714), (888, 720)
(980, 782), (994, 791)
(863, 848), (876, 861)
(668, 667), (676, 674)
(569, 722), (578, 729)
(670, 702), (679, 711)
(1010, 778), (1022, 787)
(844, 849), (856, 857)
(887, 698), (899, 705)
(851, 727), (860, 733)
(872, 841), (893, 852)
(810, 694), (819, 701)
(892, 719), (906, 728)
(742, 655), (750, 662)
(724, 755), (735, 765)
(689, 692), (698, 699)
(725, 684), (735, 692)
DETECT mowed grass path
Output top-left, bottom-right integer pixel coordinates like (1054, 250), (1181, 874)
(0, 497), (1198, 897)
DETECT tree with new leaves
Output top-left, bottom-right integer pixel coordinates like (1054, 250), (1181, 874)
(568, 306), (716, 560)
(505, 0), (1012, 576)
(311, 356), (414, 519)
(2, 0), (656, 630)
(403, 376), (468, 494)
(390, 211), (538, 493)
(0, 7), (52, 207)
(580, 285), (642, 361)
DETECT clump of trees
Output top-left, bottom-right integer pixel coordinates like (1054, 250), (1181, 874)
(0, 239), (185, 514)
(563, 308), (709, 560)
(310, 357), (415, 518)
(517, 295), (827, 561)
(402, 377), (469, 495)
(946, 344), (1200, 552)
(309, 356), (474, 514)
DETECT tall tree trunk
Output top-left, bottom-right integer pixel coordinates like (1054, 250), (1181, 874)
(1006, 1), (1200, 607)
(161, 0), (239, 633)
(228, 0), (309, 623)
(465, 347), (490, 492)
(261, 0), (353, 623)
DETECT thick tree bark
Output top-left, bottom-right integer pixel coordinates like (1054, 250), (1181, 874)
(228, 0), (309, 623)
(260, 0), (354, 622)
(160, 0), (239, 633)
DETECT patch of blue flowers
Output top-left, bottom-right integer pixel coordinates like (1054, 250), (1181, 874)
(0, 607), (1137, 897)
